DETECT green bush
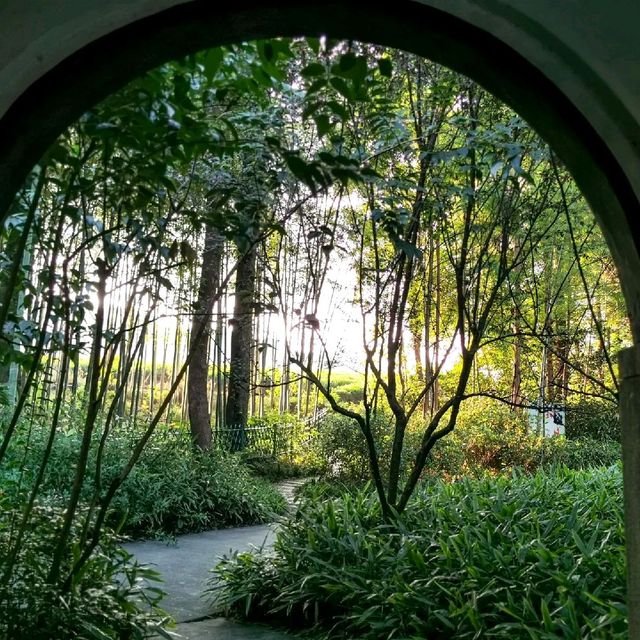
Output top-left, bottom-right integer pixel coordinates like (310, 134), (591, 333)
(538, 436), (621, 469)
(307, 399), (621, 485)
(320, 372), (364, 406)
(2, 419), (287, 538)
(310, 411), (379, 479)
(564, 399), (620, 441)
(293, 477), (365, 503)
(443, 399), (535, 475)
(426, 398), (621, 478)
(308, 411), (421, 482)
(109, 441), (287, 537)
(241, 411), (321, 479)
(0, 502), (170, 639)
(213, 466), (626, 639)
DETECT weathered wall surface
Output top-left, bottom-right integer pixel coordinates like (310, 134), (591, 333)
(1, 0), (639, 318)
(1, 1), (638, 189)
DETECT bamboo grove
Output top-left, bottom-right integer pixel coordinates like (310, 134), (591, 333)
(0, 37), (629, 592)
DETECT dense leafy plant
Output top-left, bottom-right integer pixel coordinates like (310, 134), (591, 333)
(429, 430), (620, 478)
(0, 502), (171, 639)
(306, 398), (620, 482)
(212, 466), (626, 639)
(308, 410), (421, 482)
(109, 436), (287, 537)
(564, 399), (620, 441)
(218, 411), (322, 480)
(2, 417), (287, 537)
(428, 399), (621, 477)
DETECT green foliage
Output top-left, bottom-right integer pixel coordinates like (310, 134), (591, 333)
(2, 418), (287, 537)
(433, 399), (534, 476)
(239, 411), (322, 480)
(305, 398), (620, 483)
(0, 503), (170, 639)
(243, 411), (300, 458)
(244, 455), (314, 482)
(538, 437), (621, 469)
(426, 398), (620, 478)
(293, 477), (364, 503)
(308, 411), (420, 483)
(565, 399), (620, 441)
(212, 466), (626, 638)
(326, 372), (365, 406)
(109, 435), (287, 537)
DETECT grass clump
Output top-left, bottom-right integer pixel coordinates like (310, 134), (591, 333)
(213, 465), (626, 638)
(109, 442), (287, 537)
(2, 419), (287, 538)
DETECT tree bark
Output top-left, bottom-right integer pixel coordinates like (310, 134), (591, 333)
(225, 241), (257, 450)
(188, 225), (223, 449)
(511, 311), (523, 408)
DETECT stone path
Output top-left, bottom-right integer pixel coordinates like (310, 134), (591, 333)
(273, 477), (307, 511)
(123, 478), (310, 639)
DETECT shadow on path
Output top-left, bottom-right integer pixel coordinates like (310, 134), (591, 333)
(122, 477), (311, 639)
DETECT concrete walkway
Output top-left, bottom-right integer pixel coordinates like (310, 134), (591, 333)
(123, 478), (310, 639)
(124, 524), (289, 639)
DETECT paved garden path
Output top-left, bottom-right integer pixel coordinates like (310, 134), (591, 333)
(123, 478), (308, 639)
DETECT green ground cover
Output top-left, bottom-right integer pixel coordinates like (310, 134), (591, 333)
(214, 465), (626, 639)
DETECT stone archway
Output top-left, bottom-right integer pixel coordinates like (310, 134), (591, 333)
(1, 0), (639, 633)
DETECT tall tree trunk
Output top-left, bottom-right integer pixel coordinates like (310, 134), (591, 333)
(422, 229), (435, 415)
(188, 225), (223, 449)
(431, 234), (441, 413)
(225, 241), (257, 450)
(544, 318), (556, 404)
(511, 312), (523, 408)
(412, 331), (424, 382)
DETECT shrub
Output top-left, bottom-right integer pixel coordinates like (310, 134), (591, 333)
(445, 400), (535, 475)
(0, 502), (171, 639)
(538, 436), (621, 469)
(310, 411), (378, 479)
(109, 441), (287, 536)
(2, 419), (287, 538)
(309, 411), (421, 482)
(293, 477), (365, 503)
(425, 398), (621, 478)
(241, 411), (321, 480)
(212, 466), (626, 639)
(320, 372), (364, 406)
(564, 399), (620, 441)
(305, 398), (621, 486)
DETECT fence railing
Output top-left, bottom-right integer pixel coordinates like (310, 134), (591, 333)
(211, 409), (328, 457)
(211, 423), (292, 456)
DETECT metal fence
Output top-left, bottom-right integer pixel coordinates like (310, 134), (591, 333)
(211, 422), (293, 456)
(211, 409), (327, 457)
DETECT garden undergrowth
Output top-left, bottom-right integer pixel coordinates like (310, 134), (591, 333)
(2, 418), (287, 538)
(212, 465), (626, 639)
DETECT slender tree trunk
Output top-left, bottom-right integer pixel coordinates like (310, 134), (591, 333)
(511, 311), (523, 408)
(225, 242), (257, 450)
(188, 225), (223, 449)
(149, 306), (157, 413)
(432, 235), (441, 412)
(167, 316), (181, 424)
(412, 331), (424, 382)
(544, 318), (556, 404)
(214, 297), (225, 430)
